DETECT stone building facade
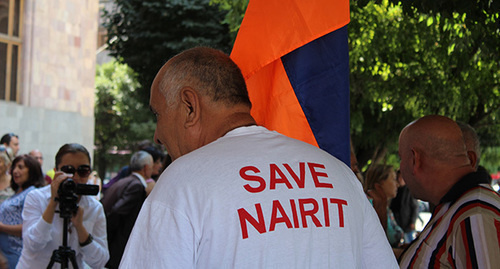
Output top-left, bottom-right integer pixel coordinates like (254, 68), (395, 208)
(0, 0), (99, 172)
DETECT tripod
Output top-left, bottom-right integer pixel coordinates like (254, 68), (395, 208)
(47, 210), (79, 269)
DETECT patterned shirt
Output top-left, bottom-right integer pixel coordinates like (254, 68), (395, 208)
(0, 186), (35, 268)
(399, 171), (500, 268)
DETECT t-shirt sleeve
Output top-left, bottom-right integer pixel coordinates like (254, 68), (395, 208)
(361, 194), (400, 268)
(119, 199), (196, 269)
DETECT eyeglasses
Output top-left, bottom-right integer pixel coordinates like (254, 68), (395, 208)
(60, 165), (92, 177)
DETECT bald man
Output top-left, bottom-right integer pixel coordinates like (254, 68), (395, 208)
(398, 115), (500, 268)
(120, 47), (398, 268)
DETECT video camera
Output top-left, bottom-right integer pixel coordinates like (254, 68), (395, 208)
(56, 179), (99, 218)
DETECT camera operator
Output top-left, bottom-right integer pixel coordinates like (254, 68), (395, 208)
(17, 143), (109, 268)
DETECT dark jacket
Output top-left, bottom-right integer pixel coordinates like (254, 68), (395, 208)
(101, 174), (146, 269)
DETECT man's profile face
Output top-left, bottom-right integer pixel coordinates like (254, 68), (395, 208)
(150, 65), (184, 161)
(9, 136), (19, 156)
(398, 130), (423, 201)
(30, 150), (44, 166)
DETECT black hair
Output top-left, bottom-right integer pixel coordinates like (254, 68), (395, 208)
(10, 154), (45, 192)
(1, 133), (18, 145)
(55, 143), (91, 169)
(142, 146), (165, 163)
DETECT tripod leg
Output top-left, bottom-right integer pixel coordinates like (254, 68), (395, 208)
(47, 249), (60, 269)
(69, 249), (79, 269)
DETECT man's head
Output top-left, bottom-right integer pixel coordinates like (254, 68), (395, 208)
(142, 146), (165, 177)
(398, 115), (473, 205)
(456, 121), (480, 170)
(1, 133), (19, 156)
(129, 151), (154, 180)
(149, 47), (255, 161)
(29, 149), (44, 166)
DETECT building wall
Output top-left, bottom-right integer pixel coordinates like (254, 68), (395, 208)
(0, 0), (98, 172)
(0, 100), (94, 172)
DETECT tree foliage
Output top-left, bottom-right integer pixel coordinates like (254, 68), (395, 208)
(212, 0), (500, 172)
(349, 0), (500, 171)
(100, 0), (500, 173)
(103, 0), (232, 104)
(94, 60), (155, 177)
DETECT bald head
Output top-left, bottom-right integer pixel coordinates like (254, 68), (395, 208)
(400, 115), (469, 165)
(399, 115), (474, 204)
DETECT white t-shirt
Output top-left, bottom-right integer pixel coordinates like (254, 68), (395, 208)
(120, 126), (398, 268)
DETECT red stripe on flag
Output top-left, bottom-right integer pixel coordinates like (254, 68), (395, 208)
(246, 60), (317, 146)
(231, 0), (350, 147)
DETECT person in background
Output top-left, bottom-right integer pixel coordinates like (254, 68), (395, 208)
(0, 152), (13, 204)
(364, 164), (405, 247)
(0, 154), (44, 268)
(119, 47), (398, 268)
(87, 171), (102, 200)
(102, 145), (164, 195)
(389, 170), (418, 244)
(350, 139), (364, 184)
(101, 151), (153, 269)
(0, 152), (13, 269)
(28, 149), (44, 167)
(28, 149), (53, 184)
(0, 133), (19, 159)
(17, 143), (109, 269)
(457, 121), (481, 170)
(398, 115), (500, 268)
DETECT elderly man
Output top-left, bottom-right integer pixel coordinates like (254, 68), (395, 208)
(119, 47), (397, 268)
(101, 151), (154, 269)
(398, 115), (500, 268)
(457, 121), (481, 170)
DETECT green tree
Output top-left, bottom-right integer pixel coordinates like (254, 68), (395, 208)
(102, 0), (500, 173)
(94, 60), (155, 178)
(210, 0), (249, 42)
(103, 0), (232, 105)
(349, 0), (500, 171)
(214, 0), (499, 171)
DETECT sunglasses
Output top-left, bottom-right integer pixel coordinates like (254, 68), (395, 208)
(60, 165), (92, 177)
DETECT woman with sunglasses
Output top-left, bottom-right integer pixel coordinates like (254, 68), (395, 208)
(0, 154), (45, 269)
(17, 143), (109, 269)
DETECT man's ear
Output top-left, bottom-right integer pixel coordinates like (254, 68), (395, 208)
(411, 148), (420, 174)
(180, 87), (200, 127)
(466, 150), (477, 169)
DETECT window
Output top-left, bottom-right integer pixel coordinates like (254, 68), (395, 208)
(0, 0), (22, 102)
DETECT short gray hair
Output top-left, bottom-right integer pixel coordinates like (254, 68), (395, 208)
(129, 151), (153, 172)
(457, 121), (480, 168)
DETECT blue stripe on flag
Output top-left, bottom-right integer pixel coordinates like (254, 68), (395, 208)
(281, 26), (350, 165)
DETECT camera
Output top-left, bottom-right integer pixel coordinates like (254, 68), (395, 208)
(56, 179), (99, 218)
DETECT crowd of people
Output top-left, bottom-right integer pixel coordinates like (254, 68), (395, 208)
(1, 47), (499, 268)
(0, 135), (167, 268)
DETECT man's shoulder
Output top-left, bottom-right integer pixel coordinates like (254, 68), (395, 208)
(113, 174), (141, 187)
(441, 186), (500, 225)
